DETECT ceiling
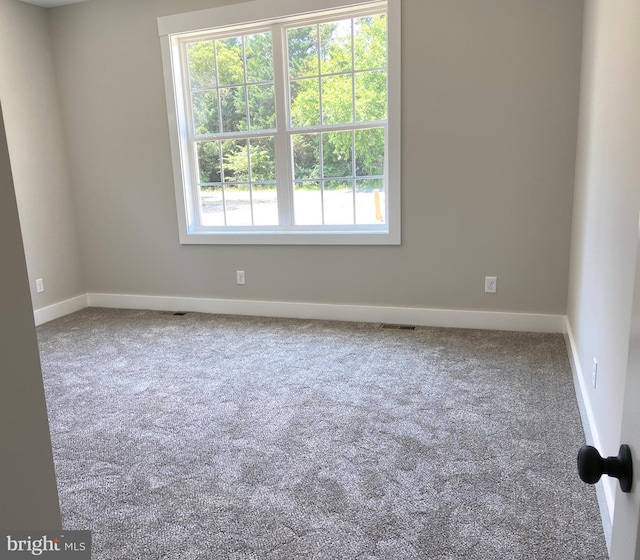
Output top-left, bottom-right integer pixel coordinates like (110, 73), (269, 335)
(19, 0), (90, 7)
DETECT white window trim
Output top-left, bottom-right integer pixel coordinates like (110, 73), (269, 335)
(158, 0), (401, 245)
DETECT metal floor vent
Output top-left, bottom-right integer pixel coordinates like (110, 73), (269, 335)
(380, 324), (416, 330)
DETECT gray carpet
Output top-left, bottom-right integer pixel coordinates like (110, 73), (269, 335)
(37, 308), (608, 559)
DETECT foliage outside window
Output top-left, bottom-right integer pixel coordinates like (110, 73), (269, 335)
(159, 0), (400, 244)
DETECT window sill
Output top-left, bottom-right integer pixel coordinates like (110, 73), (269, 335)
(178, 228), (400, 245)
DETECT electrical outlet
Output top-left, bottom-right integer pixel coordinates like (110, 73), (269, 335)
(484, 276), (497, 293)
(592, 358), (598, 388)
(36, 278), (45, 293)
(236, 270), (245, 285)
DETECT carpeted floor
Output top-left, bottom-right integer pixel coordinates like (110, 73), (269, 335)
(37, 308), (608, 559)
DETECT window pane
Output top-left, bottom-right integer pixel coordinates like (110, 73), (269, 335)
(322, 74), (353, 125)
(197, 141), (221, 183)
(356, 178), (385, 224)
(290, 79), (320, 128)
(320, 19), (353, 75)
(252, 183), (278, 226)
(222, 139), (248, 182)
(355, 128), (384, 176)
(323, 180), (354, 225)
(248, 85), (276, 130)
(288, 25), (319, 78)
(219, 87), (247, 132)
(354, 14), (387, 70)
(292, 133), (320, 180)
(245, 32), (274, 83)
(192, 91), (219, 135)
(200, 185), (225, 226)
(294, 181), (322, 225)
(187, 41), (216, 89)
(355, 71), (387, 122)
(249, 137), (275, 182)
(322, 131), (352, 178)
(225, 184), (252, 226)
(215, 37), (244, 85)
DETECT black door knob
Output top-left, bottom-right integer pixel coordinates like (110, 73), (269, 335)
(577, 444), (633, 493)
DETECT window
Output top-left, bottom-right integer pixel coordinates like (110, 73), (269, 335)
(159, 0), (400, 245)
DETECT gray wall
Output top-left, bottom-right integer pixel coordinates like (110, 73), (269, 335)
(567, 0), (640, 523)
(46, 0), (583, 315)
(0, 102), (61, 529)
(0, 0), (85, 310)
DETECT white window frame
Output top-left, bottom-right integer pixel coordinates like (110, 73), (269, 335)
(158, 0), (400, 245)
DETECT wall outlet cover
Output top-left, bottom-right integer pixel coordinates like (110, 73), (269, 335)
(485, 276), (497, 293)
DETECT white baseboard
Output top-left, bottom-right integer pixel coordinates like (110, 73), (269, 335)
(33, 294), (88, 326)
(563, 317), (613, 550)
(86, 292), (564, 332)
